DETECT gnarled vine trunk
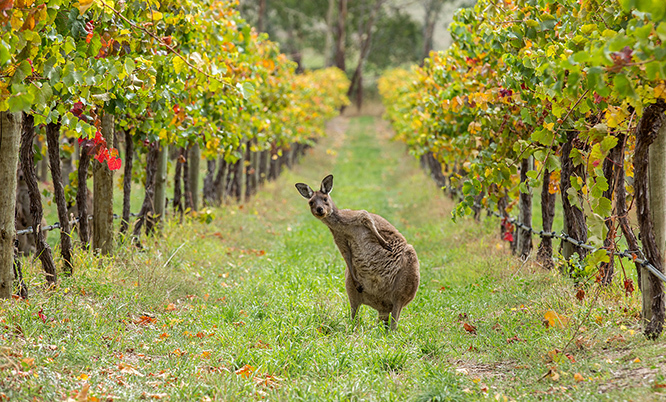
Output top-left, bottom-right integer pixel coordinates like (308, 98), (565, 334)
(120, 129), (134, 234)
(536, 169), (556, 270)
(45, 122), (73, 274)
(20, 113), (58, 286)
(560, 131), (588, 262)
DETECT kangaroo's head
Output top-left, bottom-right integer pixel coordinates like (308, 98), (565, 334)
(295, 174), (335, 219)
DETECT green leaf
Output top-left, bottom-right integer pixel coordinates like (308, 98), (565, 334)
(239, 82), (255, 99)
(655, 22), (666, 41)
(600, 135), (619, 152)
(124, 58), (136, 75)
(613, 73), (637, 99)
(8, 92), (34, 113)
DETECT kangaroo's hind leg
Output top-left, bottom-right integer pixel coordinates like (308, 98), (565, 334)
(345, 271), (363, 321)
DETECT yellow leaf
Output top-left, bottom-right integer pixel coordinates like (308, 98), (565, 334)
(574, 372), (585, 382)
(149, 10), (163, 20)
(655, 82), (666, 99)
(544, 310), (569, 328)
(633, 357), (641, 363)
(77, 0), (94, 15)
(544, 122), (555, 132)
(173, 57), (186, 75)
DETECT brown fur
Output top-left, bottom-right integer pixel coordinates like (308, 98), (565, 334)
(296, 175), (420, 329)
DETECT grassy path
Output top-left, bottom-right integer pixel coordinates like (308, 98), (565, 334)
(1, 117), (663, 401)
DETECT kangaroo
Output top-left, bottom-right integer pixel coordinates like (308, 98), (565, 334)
(295, 174), (420, 329)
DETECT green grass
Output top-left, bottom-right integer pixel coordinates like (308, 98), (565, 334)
(2, 116), (665, 401)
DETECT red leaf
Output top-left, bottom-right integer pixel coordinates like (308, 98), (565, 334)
(463, 322), (477, 334)
(503, 231), (514, 242)
(107, 156), (122, 170)
(37, 308), (46, 323)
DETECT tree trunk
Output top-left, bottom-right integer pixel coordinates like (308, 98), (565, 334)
(183, 146), (193, 211)
(188, 143), (201, 211)
(153, 143), (168, 230)
(45, 122), (73, 274)
(134, 142), (159, 239)
(334, 0), (347, 72)
(93, 113), (115, 255)
(259, 150), (269, 185)
(421, 0), (444, 63)
(245, 145), (252, 202)
(204, 158), (217, 206)
(536, 169), (556, 270)
(269, 150), (279, 181)
(232, 147), (244, 203)
(13, 245), (28, 299)
(174, 147), (184, 219)
(634, 99), (666, 339)
(252, 148), (260, 193)
(120, 130), (134, 234)
(76, 140), (92, 247)
(257, 0), (267, 32)
(346, 0), (384, 106)
(325, 0), (336, 66)
(20, 113), (58, 286)
(0, 112), (22, 299)
(213, 157), (228, 205)
(517, 157), (533, 259)
(560, 131), (588, 261)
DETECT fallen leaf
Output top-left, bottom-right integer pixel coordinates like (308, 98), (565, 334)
(140, 392), (168, 399)
(165, 303), (176, 311)
(200, 351), (211, 359)
(575, 288), (585, 301)
(235, 364), (255, 378)
(574, 372), (585, 382)
(506, 335), (524, 344)
(633, 357), (641, 363)
(654, 382), (666, 389)
(171, 349), (187, 357)
(463, 322), (477, 334)
(21, 357), (34, 368)
(135, 315), (157, 325)
(118, 363), (144, 377)
(544, 310), (569, 328)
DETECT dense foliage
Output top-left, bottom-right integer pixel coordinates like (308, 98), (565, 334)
(1, 0), (349, 166)
(380, 0), (665, 233)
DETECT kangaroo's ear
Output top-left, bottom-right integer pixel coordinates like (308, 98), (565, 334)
(295, 183), (314, 199)
(321, 174), (334, 194)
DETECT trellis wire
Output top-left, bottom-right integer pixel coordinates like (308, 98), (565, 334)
(485, 208), (666, 283)
(16, 213), (139, 236)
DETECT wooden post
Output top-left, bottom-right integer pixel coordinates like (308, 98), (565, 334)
(188, 143), (201, 211)
(93, 112), (115, 255)
(0, 112), (22, 299)
(153, 144), (168, 227)
(633, 99), (666, 339)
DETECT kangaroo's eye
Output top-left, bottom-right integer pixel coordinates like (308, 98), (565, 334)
(309, 201), (314, 206)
